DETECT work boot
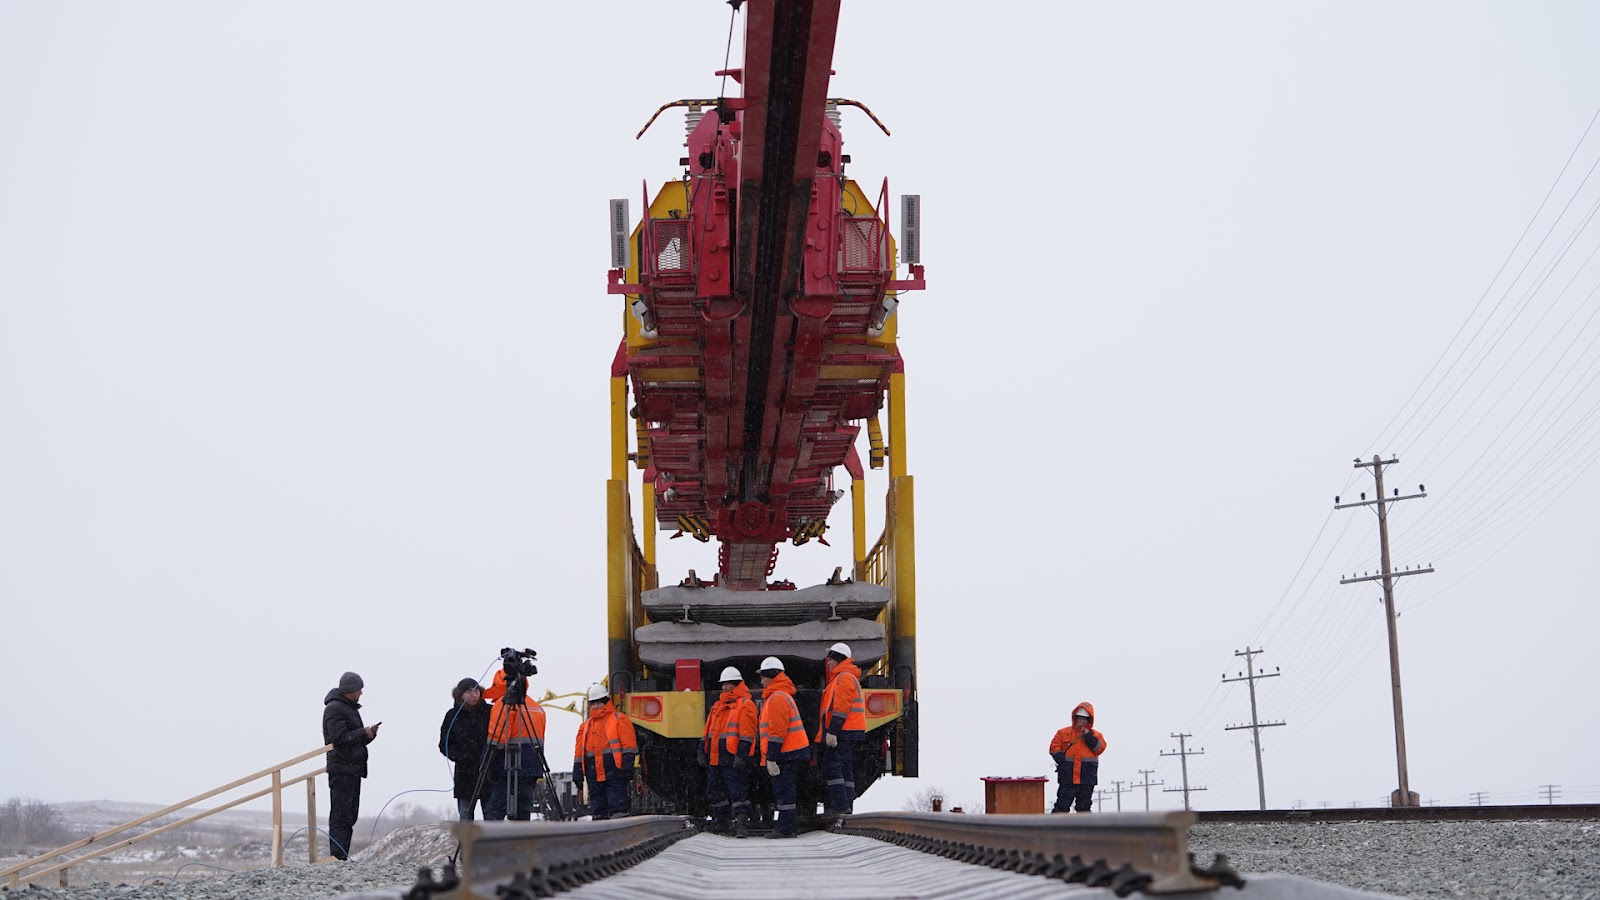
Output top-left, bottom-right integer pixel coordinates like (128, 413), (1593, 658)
(733, 813), (750, 838)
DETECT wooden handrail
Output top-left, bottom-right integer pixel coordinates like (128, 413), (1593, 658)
(2, 744), (331, 888)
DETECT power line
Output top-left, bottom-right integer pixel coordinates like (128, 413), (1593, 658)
(1369, 105), (1600, 455)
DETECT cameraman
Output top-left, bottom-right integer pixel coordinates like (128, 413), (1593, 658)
(480, 658), (547, 821)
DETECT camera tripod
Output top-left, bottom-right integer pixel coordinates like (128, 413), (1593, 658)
(468, 673), (567, 821)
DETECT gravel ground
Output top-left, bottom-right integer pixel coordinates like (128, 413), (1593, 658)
(1189, 819), (1600, 899)
(0, 859), (417, 900)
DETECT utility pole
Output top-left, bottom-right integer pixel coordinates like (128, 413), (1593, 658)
(1470, 792), (1488, 806)
(1096, 787), (1107, 810)
(1134, 769), (1164, 812)
(1336, 454), (1432, 808)
(1541, 785), (1560, 805)
(1160, 733), (1207, 811)
(1108, 780), (1132, 812)
(1223, 647), (1285, 810)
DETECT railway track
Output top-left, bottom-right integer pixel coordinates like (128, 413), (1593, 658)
(369, 812), (1244, 899)
(341, 805), (1600, 899)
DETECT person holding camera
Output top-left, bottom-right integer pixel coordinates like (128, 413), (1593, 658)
(322, 671), (379, 860)
(1049, 702), (1107, 813)
(572, 683), (638, 820)
(438, 678), (492, 820)
(699, 666), (758, 837)
(757, 657), (808, 838)
(481, 653), (547, 821)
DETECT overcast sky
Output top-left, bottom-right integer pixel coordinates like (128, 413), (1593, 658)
(4, 1), (1600, 823)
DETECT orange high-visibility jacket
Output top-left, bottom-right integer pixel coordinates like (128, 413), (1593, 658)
(759, 673), (809, 764)
(574, 704), (638, 782)
(815, 658), (866, 741)
(702, 682), (758, 764)
(1048, 701), (1107, 785)
(482, 669), (547, 744)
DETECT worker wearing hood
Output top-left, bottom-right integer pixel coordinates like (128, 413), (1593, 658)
(1049, 702), (1107, 813)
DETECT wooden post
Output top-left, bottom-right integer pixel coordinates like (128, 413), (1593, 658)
(271, 770), (283, 867)
(58, 868), (68, 888)
(306, 777), (319, 864)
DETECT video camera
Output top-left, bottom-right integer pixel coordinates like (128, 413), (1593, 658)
(501, 647), (539, 678)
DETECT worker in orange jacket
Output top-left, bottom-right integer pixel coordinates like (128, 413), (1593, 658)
(758, 656), (809, 838)
(816, 641), (866, 816)
(573, 683), (638, 820)
(1049, 702), (1106, 813)
(699, 666), (758, 837)
(480, 666), (548, 821)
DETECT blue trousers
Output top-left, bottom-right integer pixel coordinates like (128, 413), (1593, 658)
(821, 737), (859, 813)
(585, 770), (630, 819)
(706, 761), (751, 819)
(770, 753), (802, 834)
(484, 770), (538, 820)
(1054, 779), (1094, 813)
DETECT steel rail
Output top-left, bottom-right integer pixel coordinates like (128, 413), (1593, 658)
(1197, 803), (1600, 824)
(401, 816), (696, 900)
(835, 811), (1242, 897)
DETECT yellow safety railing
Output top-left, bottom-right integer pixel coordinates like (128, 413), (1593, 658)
(1, 744), (332, 890)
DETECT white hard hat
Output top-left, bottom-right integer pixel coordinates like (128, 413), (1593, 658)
(828, 642), (852, 658)
(586, 683), (610, 702)
(1072, 706), (1090, 719)
(719, 666), (743, 683)
(759, 656), (785, 673)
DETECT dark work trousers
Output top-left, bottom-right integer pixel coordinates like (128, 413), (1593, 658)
(456, 795), (486, 820)
(484, 769), (538, 820)
(584, 760), (631, 820)
(821, 735), (860, 813)
(328, 773), (361, 859)
(706, 760), (750, 821)
(770, 753), (802, 835)
(485, 743), (543, 821)
(1054, 779), (1095, 813)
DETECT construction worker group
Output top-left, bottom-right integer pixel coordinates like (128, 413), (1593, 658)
(698, 642), (862, 837)
(427, 641), (867, 832)
(417, 643), (1107, 841)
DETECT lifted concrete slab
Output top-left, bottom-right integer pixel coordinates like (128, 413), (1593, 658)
(643, 581), (890, 627)
(635, 619), (885, 671)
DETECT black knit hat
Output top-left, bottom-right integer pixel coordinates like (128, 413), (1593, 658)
(452, 677), (481, 705)
(338, 671), (364, 693)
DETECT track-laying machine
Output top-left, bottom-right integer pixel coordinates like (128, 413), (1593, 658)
(602, 0), (926, 816)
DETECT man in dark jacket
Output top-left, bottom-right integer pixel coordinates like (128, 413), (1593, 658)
(438, 678), (493, 820)
(323, 671), (379, 859)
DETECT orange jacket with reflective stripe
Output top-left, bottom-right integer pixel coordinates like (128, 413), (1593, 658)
(759, 674), (809, 764)
(1048, 701), (1106, 785)
(482, 669), (547, 743)
(702, 682), (757, 765)
(574, 704), (637, 782)
(816, 658), (866, 740)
